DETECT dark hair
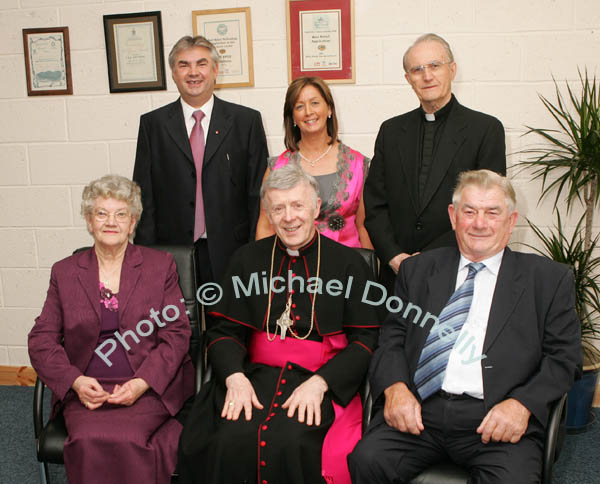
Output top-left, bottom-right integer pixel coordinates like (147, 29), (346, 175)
(168, 35), (219, 69)
(283, 76), (338, 151)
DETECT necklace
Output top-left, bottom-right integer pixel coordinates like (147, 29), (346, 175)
(298, 144), (332, 167)
(265, 233), (321, 341)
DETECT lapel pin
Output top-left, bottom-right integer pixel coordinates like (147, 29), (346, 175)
(215, 130), (219, 135)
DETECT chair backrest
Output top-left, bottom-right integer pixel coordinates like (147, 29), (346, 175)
(72, 245), (202, 367)
(354, 247), (380, 281)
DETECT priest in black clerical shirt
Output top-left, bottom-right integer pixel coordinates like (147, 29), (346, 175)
(364, 33), (506, 293)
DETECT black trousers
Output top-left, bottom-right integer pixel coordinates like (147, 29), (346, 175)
(194, 238), (216, 331)
(349, 393), (544, 484)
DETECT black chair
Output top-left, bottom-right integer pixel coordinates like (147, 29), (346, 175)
(33, 245), (203, 484)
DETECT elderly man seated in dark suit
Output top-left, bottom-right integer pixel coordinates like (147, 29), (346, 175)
(349, 169), (581, 484)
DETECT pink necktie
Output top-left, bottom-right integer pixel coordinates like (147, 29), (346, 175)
(190, 110), (206, 241)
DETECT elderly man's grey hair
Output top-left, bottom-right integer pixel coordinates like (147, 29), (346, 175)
(81, 174), (143, 233)
(260, 163), (320, 209)
(168, 35), (219, 69)
(402, 33), (455, 72)
(452, 169), (517, 214)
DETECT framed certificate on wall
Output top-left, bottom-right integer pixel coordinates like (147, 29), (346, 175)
(287, 0), (355, 83)
(103, 11), (167, 93)
(192, 7), (255, 89)
(23, 27), (73, 96)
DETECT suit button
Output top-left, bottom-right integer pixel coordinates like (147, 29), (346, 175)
(415, 221), (423, 230)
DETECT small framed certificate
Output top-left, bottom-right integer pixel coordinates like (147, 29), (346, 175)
(23, 27), (73, 96)
(103, 11), (167, 93)
(192, 7), (254, 89)
(287, 0), (355, 83)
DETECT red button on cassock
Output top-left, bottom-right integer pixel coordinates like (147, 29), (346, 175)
(260, 441), (266, 447)
(262, 425), (268, 430)
(281, 379), (287, 384)
(287, 365), (292, 370)
(273, 403), (279, 408)
(292, 303), (296, 308)
(261, 461), (266, 467)
(295, 315), (300, 320)
(277, 391), (282, 396)
(263, 480), (268, 484)
(270, 413), (275, 417)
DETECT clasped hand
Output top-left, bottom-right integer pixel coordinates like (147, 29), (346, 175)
(222, 372), (328, 426)
(72, 376), (149, 410)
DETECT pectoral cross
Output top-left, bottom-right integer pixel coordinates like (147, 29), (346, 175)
(276, 294), (294, 340)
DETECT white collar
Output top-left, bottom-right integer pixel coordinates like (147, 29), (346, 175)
(458, 249), (504, 277)
(180, 95), (214, 121)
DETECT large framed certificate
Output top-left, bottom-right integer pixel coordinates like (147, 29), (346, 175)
(22, 27), (73, 96)
(287, 0), (355, 83)
(192, 7), (254, 89)
(103, 11), (167, 93)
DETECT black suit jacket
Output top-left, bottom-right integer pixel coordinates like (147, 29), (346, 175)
(364, 98), (506, 284)
(133, 96), (268, 281)
(369, 247), (581, 427)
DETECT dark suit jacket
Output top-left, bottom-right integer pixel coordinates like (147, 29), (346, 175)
(28, 244), (195, 417)
(133, 96), (269, 281)
(364, 98), (506, 285)
(369, 247), (581, 428)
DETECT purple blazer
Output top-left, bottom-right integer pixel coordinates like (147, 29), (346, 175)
(28, 243), (195, 417)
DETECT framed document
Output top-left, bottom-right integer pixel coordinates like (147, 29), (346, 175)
(192, 7), (254, 89)
(287, 0), (355, 83)
(103, 11), (166, 93)
(22, 27), (73, 96)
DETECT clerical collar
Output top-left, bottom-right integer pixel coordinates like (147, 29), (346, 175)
(421, 94), (455, 122)
(276, 231), (318, 255)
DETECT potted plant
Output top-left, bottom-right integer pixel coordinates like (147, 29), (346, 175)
(518, 70), (600, 430)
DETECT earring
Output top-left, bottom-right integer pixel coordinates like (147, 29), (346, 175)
(328, 114), (331, 119)
(293, 122), (297, 127)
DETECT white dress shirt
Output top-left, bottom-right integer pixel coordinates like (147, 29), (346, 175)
(181, 96), (214, 238)
(441, 249), (504, 399)
(181, 95), (214, 142)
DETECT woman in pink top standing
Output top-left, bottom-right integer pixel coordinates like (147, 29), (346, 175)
(256, 76), (373, 249)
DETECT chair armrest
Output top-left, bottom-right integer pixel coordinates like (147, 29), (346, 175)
(361, 378), (373, 433)
(33, 377), (45, 440)
(542, 393), (568, 484)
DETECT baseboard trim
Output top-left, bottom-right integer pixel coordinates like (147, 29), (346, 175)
(0, 365), (37, 386)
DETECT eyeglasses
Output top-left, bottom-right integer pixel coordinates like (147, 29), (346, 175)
(93, 209), (131, 223)
(407, 60), (452, 76)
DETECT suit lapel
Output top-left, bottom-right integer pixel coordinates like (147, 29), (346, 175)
(165, 100), (194, 166)
(420, 101), (468, 212)
(417, 251), (461, 348)
(203, 96), (233, 168)
(117, 244), (142, 320)
(483, 248), (525, 353)
(397, 110), (420, 215)
(77, 248), (101, 323)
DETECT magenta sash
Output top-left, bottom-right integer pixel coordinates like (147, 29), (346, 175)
(249, 332), (361, 484)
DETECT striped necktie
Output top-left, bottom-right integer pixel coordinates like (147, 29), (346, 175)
(414, 262), (485, 401)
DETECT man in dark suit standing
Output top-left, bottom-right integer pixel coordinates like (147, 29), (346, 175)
(349, 170), (581, 483)
(364, 33), (506, 291)
(133, 36), (268, 285)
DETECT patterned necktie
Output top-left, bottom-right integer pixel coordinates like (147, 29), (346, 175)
(190, 110), (206, 241)
(414, 262), (485, 401)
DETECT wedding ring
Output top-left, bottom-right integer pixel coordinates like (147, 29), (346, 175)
(228, 401), (234, 407)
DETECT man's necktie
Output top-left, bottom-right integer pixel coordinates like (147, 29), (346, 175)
(414, 262), (485, 401)
(190, 110), (206, 241)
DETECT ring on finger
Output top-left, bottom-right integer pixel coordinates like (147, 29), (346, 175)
(228, 401), (235, 407)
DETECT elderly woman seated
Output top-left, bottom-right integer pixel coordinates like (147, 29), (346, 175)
(28, 174), (194, 484)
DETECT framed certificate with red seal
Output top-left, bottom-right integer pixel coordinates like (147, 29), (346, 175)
(286, 0), (355, 83)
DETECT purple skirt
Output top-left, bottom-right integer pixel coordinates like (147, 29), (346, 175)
(62, 377), (182, 484)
